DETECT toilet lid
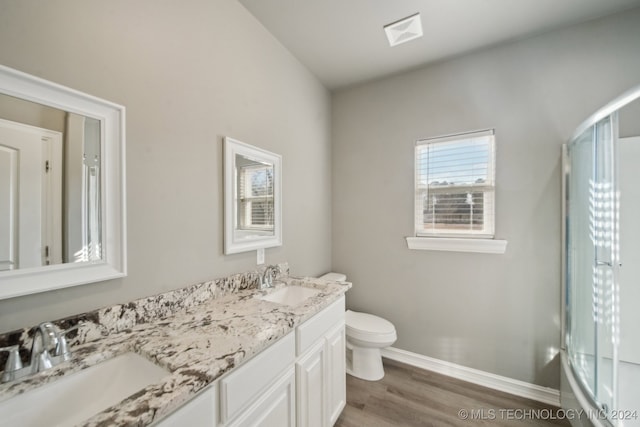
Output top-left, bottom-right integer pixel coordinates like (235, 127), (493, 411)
(345, 310), (395, 335)
(319, 272), (347, 282)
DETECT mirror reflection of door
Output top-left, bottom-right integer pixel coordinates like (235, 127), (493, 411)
(0, 119), (62, 270)
(0, 93), (103, 272)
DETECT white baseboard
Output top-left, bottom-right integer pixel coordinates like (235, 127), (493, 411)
(381, 347), (560, 407)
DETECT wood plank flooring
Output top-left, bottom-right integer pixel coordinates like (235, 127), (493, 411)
(335, 358), (571, 427)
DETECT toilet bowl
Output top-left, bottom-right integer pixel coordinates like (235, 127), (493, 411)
(319, 273), (397, 381)
(344, 310), (397, 381)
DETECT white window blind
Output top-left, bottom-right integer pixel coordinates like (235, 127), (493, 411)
(237, 164), (275, 231)
(414, 129), (495, 238)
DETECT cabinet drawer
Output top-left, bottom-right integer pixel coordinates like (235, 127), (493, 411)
(155, 385), (216, 427)
(220, 332), (295, 423)
(296, 296), (345, 356)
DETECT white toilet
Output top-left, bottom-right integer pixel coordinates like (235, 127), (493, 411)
(319, 273), (397, 381)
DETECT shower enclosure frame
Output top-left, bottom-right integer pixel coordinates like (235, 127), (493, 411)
(561, 84), (640, 427)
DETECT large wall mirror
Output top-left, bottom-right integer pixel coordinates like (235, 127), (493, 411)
(224, 137), (282, 254)
(0, 65), (126, 299)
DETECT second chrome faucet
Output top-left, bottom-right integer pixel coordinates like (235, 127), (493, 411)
(0, 322), (80, 383)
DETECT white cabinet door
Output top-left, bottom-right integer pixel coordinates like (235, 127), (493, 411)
(296, 340), (326, 427)
(155, 385), (216, 427)
(227, 367), (295, 427)
(326, 323), (346, 426)
(220, 333), (295, 424)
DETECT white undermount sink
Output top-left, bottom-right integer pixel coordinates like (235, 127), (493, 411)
(259, 286), (321, 306)
(0, 352), (169, 427)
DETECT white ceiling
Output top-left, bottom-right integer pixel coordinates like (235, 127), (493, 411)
(239, 0), (640, 90)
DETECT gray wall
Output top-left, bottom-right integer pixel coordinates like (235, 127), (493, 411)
(0, 94), (65, 132)
(620, 98), (640, 138)
(0, 0), (332, 332)
(332, 9), (640, 388)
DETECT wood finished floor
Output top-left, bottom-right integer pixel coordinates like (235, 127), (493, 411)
(335, 358), (570, 427)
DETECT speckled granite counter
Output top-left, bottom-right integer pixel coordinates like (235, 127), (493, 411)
(0, 268), (350, 426)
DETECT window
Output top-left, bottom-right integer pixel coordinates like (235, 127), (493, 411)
(414, 129), (495, 238)
(237, 163), (274, 231)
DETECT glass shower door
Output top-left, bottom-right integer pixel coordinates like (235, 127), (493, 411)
(567, 125), (597, 399)
(566, 114), (619, 418)
(592, 114), (619, 415)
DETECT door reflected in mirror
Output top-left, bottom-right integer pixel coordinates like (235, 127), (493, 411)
(0, 93), (102, 271)
(224, 138), (282, 254)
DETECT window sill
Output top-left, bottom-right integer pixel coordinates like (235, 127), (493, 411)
(405, 237), (508, 254)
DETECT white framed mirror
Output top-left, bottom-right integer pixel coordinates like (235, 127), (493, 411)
(224, 137), (282, 254)
(0, 65), (126, 299)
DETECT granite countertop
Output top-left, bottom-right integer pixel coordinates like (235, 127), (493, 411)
(0, 275), (350, 426)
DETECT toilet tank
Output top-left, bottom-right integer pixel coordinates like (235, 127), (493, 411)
(319, 272), (347, 282)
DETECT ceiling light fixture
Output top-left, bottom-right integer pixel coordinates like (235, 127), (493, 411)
(384, 13), (423, 47)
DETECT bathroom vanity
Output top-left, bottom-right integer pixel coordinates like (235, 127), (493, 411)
(160, 296), (346, 427)
(0, 270), (350, 427)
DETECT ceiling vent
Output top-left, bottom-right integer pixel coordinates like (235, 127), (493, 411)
(384, 13), (423, 47)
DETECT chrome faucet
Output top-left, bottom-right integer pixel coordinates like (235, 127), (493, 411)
(260, 265), (279, 289)
(0, 322), (80, 383)
(30, 322), (60, 373)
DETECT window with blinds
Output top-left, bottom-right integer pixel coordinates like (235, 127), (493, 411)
(237, 164), (275, 231)
(414, 129), (495, 238)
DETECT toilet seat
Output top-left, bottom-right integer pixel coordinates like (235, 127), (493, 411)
(346, 310), (397, 343)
